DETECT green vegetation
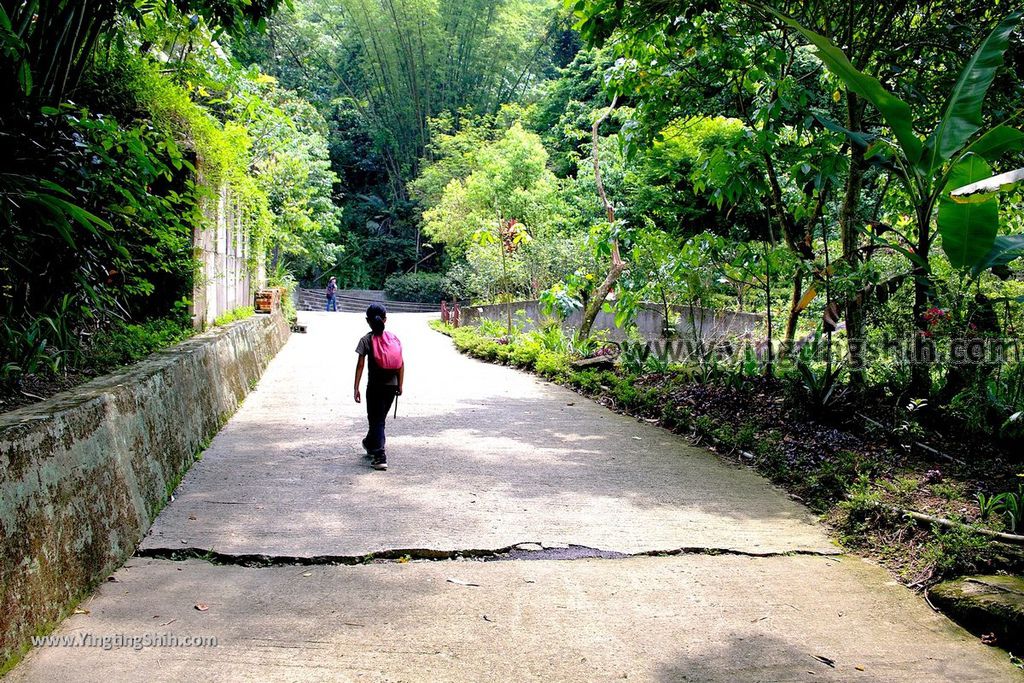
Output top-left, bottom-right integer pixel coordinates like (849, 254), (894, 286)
(87, 318), (194, 371)
(434, 317), (1024, 583)
(213, 307), (256, 328)
(431, 319), (573, 380)
(1, 1), (336, 405)
(385, 273), (451, 304)
(235, 0), (569, 286)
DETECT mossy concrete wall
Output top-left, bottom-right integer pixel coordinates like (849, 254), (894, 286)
(0, 312), (289, 668)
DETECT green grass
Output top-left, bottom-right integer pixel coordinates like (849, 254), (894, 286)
(931, 482), (966, 502)
(921, 525), (995, 578)
(213, 306), (255, 327)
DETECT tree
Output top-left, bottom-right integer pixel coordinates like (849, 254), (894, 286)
(252, 0), (557, 192)
(569, 5), (846, 348)
(0, 0), (283, 109)
(248, 89), (343, 273)
(576, 94), (626, 339)
(774, 8), (1024, 393)
(571, 0), (1024, 385)
(421, 121), (580, 306)
(423, 123), (563, 252)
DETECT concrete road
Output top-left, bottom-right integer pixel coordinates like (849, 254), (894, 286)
(10, 556), (1015, 682)
(10, 312), (1020, 681)
(139, 311), (833, 557)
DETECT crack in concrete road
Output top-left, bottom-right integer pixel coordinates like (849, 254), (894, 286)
(135, 543), (843, 567)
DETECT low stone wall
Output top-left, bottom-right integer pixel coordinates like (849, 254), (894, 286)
(0, 311), (290, 669)
(460, 300), (761, 341)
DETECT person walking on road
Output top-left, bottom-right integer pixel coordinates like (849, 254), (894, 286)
(354, 303), (404, 471)
(325, 277), (338, 312)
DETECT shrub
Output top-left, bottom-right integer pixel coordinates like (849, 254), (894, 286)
(429, 319), (454, 336)
(445, 321), (571, 380)
(921, 525), (994, 580)
(509, 336), (542, 367)
(613, 382), (638, 408)
(569, 369), (604, 393)
(733, 422), (757, 451)
(535, 350), (569, 380)
(944, 383), (992, 435)
(836, 476), (888, 540)
(661, 403), (692, 431)
(693, 415), (716, 438)
(534, 321), (568, 353)
(495, 342), (514, 364)
(384, 272), (449, 303)
(477, 318), (514, 337)
(213, 306), (254, 327)
(803, 450), (875, 510)
(452, 327), (502, 361)
(478, 339), (501, 360)
(86, 317), (192, 372)
(753, 430), (783, 460)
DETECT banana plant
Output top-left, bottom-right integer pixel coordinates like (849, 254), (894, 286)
(951, 167), (1024, 276)
(768, 7), (1022, 271)
(952, 167), (1024, 200)
(766, 7), (1023, 390)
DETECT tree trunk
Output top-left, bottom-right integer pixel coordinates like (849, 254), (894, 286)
(660, 287), (672, 339)
(578, 253), (626, 340)
(841, 96), (869, 389)
(270, 243), (281, 272)
(578, 94), (625, 340)
(761, 154), (817, 357)
(501, 243), (512, 333)
(763, 242), (774, 374)
(784, 269), (803, 352)
(910, 206), (933, 396)
(414, 224), (420, 273)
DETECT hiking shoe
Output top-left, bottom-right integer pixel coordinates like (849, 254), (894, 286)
(371, 454), (388, 471)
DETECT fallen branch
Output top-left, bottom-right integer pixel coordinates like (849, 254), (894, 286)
(885, 505), (1024, 545)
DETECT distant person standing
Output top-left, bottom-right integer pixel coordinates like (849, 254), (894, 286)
(325, 277), (338, 312)
(354, 304), (404, 471)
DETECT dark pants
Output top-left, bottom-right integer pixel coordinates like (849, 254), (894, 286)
(325, 294), (337, 311)
(364, 384), (397, 455)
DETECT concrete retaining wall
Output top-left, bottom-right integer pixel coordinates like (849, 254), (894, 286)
(460, 300), (762, 341)
(0, 311), (290, 669)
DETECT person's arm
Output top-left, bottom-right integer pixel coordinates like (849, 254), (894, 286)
(397, 363), (405, 396)
(354, 355), (365, 403)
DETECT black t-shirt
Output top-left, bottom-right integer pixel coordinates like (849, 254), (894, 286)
(356, 332), (399, 386)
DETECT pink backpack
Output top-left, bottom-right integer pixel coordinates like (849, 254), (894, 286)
(372, 331), (403, 371)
